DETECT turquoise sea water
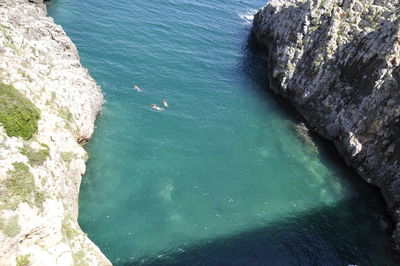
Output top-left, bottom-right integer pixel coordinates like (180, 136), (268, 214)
(48, 1), (399, 265)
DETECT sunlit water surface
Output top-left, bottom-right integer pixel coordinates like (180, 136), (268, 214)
(48, 0), (399, 265)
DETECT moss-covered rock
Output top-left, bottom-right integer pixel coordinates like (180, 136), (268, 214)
(2, 162), (48, 209)
(5, 162), (35, 203)
(20, 143), (50, 166)
(1, 215), (21, 237)
(16, 254), (31, 266)
(0, 83), (40, 140)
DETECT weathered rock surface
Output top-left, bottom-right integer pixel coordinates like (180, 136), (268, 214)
(253, 0), (400, 242)
(0, 0), (111, 264)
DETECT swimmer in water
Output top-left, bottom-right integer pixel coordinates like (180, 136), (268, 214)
(133, 84), (142, 92)
(151, 104), (165, 111)
(162, 99), (169, 107)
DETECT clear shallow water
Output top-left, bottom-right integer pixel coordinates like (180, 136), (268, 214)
(48, 1), (399, 265)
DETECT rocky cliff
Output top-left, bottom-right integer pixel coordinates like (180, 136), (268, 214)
(253, 0), (400, 242)
(0, 0), (111, 264)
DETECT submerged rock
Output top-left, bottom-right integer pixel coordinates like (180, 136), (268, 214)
(253, 0), (400, 242)
(0, 0), (111, 264)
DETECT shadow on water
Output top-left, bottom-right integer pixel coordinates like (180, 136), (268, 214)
(239, 31), (304, 124)
(117, 32), (400, 266)
(121, 198), (397, 266)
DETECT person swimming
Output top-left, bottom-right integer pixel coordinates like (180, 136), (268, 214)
(133, 84), (143, 92)
(162, 99), (169, 107)
(151, 104), (165, 111)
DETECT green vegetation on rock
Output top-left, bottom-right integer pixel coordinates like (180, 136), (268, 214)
(62, 216), (79, 239)
(0, 83), (40, 140)
(0, 26), (21, 55)
(16, 254), (31, 266)
(59, 106), (74, 123)
(1, 162), (47, 209)
(73, 250), (88, 266)
(61, 151), (75, 166)
(34, 190), (47, 209)
(20, 143), (50, 166)
(1, 215), (21, 237)
(6, 162), (35, 203)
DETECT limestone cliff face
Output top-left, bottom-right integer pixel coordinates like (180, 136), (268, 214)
(0, 0), (111, 265)
(253, 0), (400, 242)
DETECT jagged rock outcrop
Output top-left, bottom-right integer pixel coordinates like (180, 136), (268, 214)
(253, 0), (400, 242)
(0, 0), (111, 265)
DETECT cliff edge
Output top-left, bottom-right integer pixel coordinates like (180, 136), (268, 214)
(253, 0), (400, 242)
(0, 0), (111, 264)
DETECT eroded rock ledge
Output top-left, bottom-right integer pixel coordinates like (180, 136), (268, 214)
(0, 0), (111, 264)
(253, 0), (400, 242)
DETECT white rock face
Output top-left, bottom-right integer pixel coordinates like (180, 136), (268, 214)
(0, 0), (111, 265)
(253, 0), (400, 243)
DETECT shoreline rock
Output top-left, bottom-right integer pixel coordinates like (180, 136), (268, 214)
(252, 0), (400, 243)
(0, 0), (111, 264)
